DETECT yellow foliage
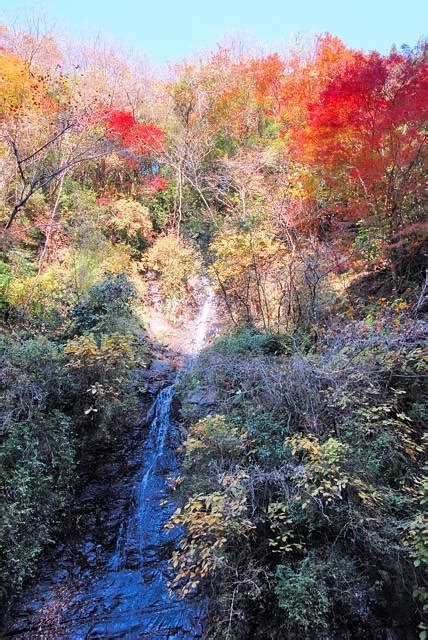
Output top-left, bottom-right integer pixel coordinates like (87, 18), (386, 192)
(286, 435), (382, 507)
(64, 334), (134, 369)
(167, 485), (254, 597)
(356, 398), (423, 460)
(185, 414), (245, 466)
(99, 245), (132, 276)
(144, 234), (202, 302)
(0, 50), (46, 119)
(110, 199), (153, 241)
(210, 223), (281, 283)
(209, 221), (298, 329)
(5, 269), (62, 311)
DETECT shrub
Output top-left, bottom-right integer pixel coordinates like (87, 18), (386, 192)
(275, 558), (330, 632)
(5, 267), (64, 317)
(68, 272), (137, 336)
(144, 234), (202, 305)
(108, 198), (153, 247)
(182, 415), (246, 492)
(275, 554), (361, 634)
(168, 480), (254, 598)
(144, 181), (175, 231)
(230, 412), (290, 467)
(0, 336), (76, 611)
(0, 279), (146, 613)
(0, 335), (72, 421)
(211, 326), (291, 355)
(0, 260), (11, 310)
(0, 413), (75, 608)
(171, 308), (426, 638)
(63, 331), (140, 437)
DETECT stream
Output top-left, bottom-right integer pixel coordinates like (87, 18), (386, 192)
(3, 292), (215, 639)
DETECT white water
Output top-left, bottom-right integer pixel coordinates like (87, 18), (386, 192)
(189, 287), (215, 356)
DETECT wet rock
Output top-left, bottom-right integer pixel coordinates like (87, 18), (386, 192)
(185, 388), (217, 406)
(170, 394), (182, 420)
(149, 359), (174, 376)
(146, 380), (164, 395)
(52, 569), (70, 584)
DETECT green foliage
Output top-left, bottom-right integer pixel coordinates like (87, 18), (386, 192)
(168, 478), (254, 598)
(63, 331), (142, 437)
(68, 272), (137, 336)
(0, 335), (71, 420)
(285, 434), (378, 508)
(354, 219), (386, 263)
(183, 415), (246, 487)
(0, 413), (75, 607)
(275, 558), (330, 632)
(145, 181), (175, 231)
(232, 412), (290, 466)
(211, 326), (291, 355)
(275, 554), (360, 634)
(0, 335), (76, 609)
(172, 308), (426, 638)
(405, 474), (428, 567)
(0, 260), (11, 310)
(60, 184), (114, 257)
(23, 190), (47, 217)
(59, 182), (99, 218)
(0, 269), (146, 612)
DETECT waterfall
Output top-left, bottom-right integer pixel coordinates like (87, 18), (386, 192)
(87, 290), (215, 638)
(4, 290), (214, 639)
(110, 287), (215, 572)
(189, 287), (215, 356)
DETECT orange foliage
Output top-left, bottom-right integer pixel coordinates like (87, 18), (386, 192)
(0, 49), (48, 118)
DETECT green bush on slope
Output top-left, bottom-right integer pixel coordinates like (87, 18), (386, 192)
(171, 308), (427, 639)
(0, 273), (147, 613)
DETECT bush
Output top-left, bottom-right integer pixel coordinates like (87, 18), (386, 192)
(144, 182), (175, 231)
(0, 413), (75, 608)
(107, 198), (153, 249)
(144, 234), (202, 305)
(0, 275), (147, 614)
(64, 331), (141, 437)
(171, 309), (427, 638)
(230, 412), (290, 467)
(0, 260), (11, 311)
(0, 336), (76, 611)
(275, 554), (362, 635)
(211, 326), (291, 356)
(275, 558), (330, 633)
(68, 272), (137, 336)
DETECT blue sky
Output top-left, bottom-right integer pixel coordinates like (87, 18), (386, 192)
(1, 0), (426, 62)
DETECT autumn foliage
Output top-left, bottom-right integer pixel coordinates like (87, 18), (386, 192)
(0, 21), (427, 638)
(294, 50), (428, 231)
(104, 109), (165, 155)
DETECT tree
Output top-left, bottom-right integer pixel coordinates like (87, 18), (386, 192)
(292, 46), (428, 275)
(0, 45), (112, 230)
